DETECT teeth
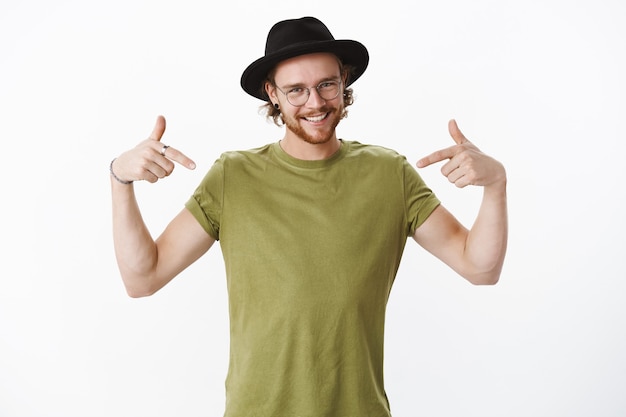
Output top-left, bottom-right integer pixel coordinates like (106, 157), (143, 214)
(305, 113), (327, 122)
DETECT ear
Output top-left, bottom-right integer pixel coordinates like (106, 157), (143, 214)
(265, 81), (277, 104)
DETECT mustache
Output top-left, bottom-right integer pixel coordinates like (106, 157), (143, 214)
(300, 105), (337, 117)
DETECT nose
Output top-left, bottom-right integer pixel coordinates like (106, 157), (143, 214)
(304, 86), (326, 107)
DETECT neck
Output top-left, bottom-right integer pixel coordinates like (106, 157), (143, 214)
(280, 131), (341, 161)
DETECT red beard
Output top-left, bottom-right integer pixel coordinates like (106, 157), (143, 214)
(283, 105), (342, 145)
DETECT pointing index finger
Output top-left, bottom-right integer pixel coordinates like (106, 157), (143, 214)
(416, 145), (456, 168)
(162, 145), (196, 170)
(417, 119), (470, 168)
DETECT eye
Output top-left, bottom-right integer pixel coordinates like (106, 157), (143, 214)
(288, 87), (305, 94)
(318, 82), (335, 89)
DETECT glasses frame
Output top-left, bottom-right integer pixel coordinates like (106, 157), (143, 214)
(275, 79), (343, 107)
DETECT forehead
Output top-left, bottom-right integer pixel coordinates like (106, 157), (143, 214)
(273, 52), (341, 84)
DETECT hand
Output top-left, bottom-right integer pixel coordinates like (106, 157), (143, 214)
(112, 116), (196, 183)
(416, 119), (505, 188)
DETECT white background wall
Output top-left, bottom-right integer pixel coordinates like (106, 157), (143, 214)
(1, 0), (624, 416)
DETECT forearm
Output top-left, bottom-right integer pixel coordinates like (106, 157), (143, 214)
(110, 178), (159, 295)
(464, 179), (508, 284)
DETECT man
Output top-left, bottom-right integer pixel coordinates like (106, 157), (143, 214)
(110, 16), (507, 417)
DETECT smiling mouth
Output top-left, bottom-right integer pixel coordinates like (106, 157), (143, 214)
(303, 112), (330, 123)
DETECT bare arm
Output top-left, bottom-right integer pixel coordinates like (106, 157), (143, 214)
(111, 116), (215, 297)
(414, 120), (508, 285)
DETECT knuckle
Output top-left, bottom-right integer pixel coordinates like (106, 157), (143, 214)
(457, 151), (470, 162)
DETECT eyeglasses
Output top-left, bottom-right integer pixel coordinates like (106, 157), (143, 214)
(275, 80), (342, 107)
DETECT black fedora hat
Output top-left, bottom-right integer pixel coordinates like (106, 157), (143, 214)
(240, 16), (369, 101)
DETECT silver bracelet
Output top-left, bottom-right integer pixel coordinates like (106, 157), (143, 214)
(109, 158), (133, 185)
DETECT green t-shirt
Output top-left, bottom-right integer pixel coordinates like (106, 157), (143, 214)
(186, 140), (440, 417)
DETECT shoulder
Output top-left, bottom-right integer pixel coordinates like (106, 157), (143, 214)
(343, 140), (409, 165)
(220, 143), (273, 160)
(217, 143), (274, 167)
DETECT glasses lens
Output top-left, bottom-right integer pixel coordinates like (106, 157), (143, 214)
(318, 81), (340, 100)
(287, 90), (308, 106)
(283, 81), (341, 106)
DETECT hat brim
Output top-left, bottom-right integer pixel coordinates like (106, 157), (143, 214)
(240, 40), (369, 101)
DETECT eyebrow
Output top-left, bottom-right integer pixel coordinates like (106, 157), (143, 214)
(280, 76), (341, 90)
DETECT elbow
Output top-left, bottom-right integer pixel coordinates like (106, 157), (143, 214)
(121, 275), (160, 298)
(468, 274), (500, 286)
(460, 252), (506, 286)
(125, 287), (156, 298)
(464, 267), (502, 286)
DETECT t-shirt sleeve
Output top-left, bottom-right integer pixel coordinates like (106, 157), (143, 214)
(403, 158), (440, 236)
(185, 156), (224, 241)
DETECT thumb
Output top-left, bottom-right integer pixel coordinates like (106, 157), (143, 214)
(149, 115), (166, 141)
(448, 119), (468, 145)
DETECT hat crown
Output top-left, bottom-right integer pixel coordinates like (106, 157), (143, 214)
(265, 17), (335, 55)
(241, 17), (368, 101)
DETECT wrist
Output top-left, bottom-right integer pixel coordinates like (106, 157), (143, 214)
(110, 158), (133, 185)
